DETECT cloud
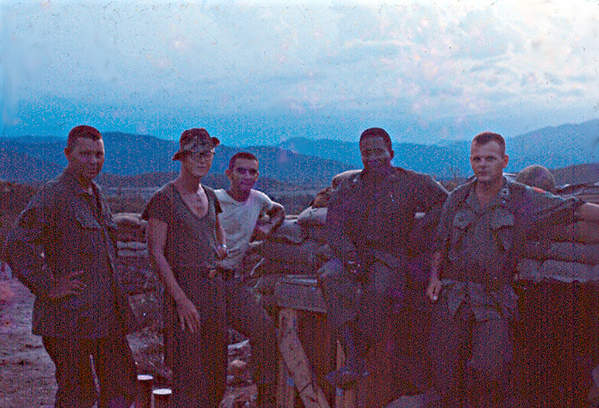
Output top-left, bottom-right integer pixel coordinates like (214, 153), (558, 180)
(3, 0), (599, 142)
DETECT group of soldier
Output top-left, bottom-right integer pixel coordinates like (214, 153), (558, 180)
(5, 124), (599, 408)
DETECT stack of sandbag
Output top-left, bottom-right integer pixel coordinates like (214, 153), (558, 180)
(515, 226), (599, 407)
(250, 186), (336, 300)
(112, 212), (147, 243)
(111, 212), (158, 296)
(251, 216), (334, 298)
(517, 237), (599, 283)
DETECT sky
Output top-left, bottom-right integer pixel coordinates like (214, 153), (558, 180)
(2, 0), (599, 146)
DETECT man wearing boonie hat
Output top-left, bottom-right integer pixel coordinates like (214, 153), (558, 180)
(171, 127), (221, 161)
(143, 128), (276, 407)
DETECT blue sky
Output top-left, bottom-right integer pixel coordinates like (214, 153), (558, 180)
(2, 0), (599, 146)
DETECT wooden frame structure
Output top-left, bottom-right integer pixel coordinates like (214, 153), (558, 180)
(274, 276), (356, 408)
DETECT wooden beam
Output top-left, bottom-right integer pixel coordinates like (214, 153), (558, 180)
(278, 308), (331, 408)
(335, 340), (356, 408)
(277, 352), (296, 407)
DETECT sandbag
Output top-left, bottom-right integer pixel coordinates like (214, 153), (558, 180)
(517, 258), (542, 281)
(112, 212), (147, 242)
(297, 206), (328, 227)
(258, 239), (322, 267)
(310, 187), (333, 208)
(523, 241), (599, 264)
(332, 169), (361, 189)
(268, 219), (306, 244)
(518, 258), (599, 283)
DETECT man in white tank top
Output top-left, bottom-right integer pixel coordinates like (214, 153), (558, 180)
(215, 152), (285, 273)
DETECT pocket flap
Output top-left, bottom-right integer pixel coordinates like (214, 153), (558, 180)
(453, 210), (474, 230)
(76, 213), (101, 229)
(489, 210), (514, 230)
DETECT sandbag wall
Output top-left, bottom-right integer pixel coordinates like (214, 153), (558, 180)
(515, 236), (599, 407)
(111, 213), (161, 329)
(249, 206), (334, 306)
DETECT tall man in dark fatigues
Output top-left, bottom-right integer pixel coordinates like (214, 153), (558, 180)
(318, 127), (448, 389)
(426, 132), (599, 407)
(4, 125), (137, 408)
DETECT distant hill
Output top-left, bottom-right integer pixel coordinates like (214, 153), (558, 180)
(508, 120), (599, 171)
(0, 133), (353, 187)
(0, 148), (62, 183)
(280, 119), (599, 180)
(2, 119), (599, 185)
(96, 171), (298, 193)
(280, 137), (465, 179)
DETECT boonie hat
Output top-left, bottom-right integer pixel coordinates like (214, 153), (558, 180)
(172, 128), (220, 161)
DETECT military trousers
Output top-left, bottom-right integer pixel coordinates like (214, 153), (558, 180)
(166, 274), (277, 408)
(427, 296), (516, 408)
(317, 256), (406, 355)
(42, 334), (137, 408)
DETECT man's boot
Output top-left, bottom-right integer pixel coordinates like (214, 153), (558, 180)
(325, 322), (366, 389)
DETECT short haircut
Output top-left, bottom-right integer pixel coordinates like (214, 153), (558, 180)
(67, 125), (102, 150)
(228, 152), (258, 170)
(516, 165), (556, 193)
(471, 131), (506, 155)
(359, 127), (392, 153)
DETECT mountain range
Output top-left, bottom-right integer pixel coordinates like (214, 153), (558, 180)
(1, 119), (598, 187)
(280, 119), (599, 180)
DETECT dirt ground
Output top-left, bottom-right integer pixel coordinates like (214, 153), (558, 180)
(0, 278), (56, 408)
(0, 278), (255, 408)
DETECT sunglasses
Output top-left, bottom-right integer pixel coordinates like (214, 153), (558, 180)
(190, 150), (215, 162)
(235, 167), (258, 176)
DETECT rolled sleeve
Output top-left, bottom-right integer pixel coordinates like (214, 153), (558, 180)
(523, 189), (584, 230)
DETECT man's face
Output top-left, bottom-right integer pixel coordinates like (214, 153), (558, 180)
(226, 158), (259, 193)
(359, 136), (394, 172)
(65, 138), (105, 182)
(181, 149), (215, 178)
(470, 141), (509, 185)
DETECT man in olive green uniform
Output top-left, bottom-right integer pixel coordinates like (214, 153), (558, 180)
(426, 132), (599, 407)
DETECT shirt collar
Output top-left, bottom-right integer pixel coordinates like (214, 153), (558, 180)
(466, 177), (511, 211)
(358, 166), (398, 183)
(59, 169), (100, 197)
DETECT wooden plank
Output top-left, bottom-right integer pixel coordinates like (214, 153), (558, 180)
(279, 308), (331, 408)
(274, 276), (327, 313)
(334, 340), (356, 408)
(277, 356), (296, 408)
(298, 311), (337, 404)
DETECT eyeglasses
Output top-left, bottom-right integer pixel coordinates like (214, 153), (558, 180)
(190, 150), (215, 162)
(235, 167), (258, 176)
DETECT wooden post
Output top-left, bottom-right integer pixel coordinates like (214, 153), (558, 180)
(334, 341), (356, 408)
(278, 307), (331, 408)
(277, 355), (296, 407)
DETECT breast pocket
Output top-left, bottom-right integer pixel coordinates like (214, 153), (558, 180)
(76, 213), (102, 234)
(490, 209), (515, 251)
(451, 210), (474, 246)
(74, 213), (103, 259)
